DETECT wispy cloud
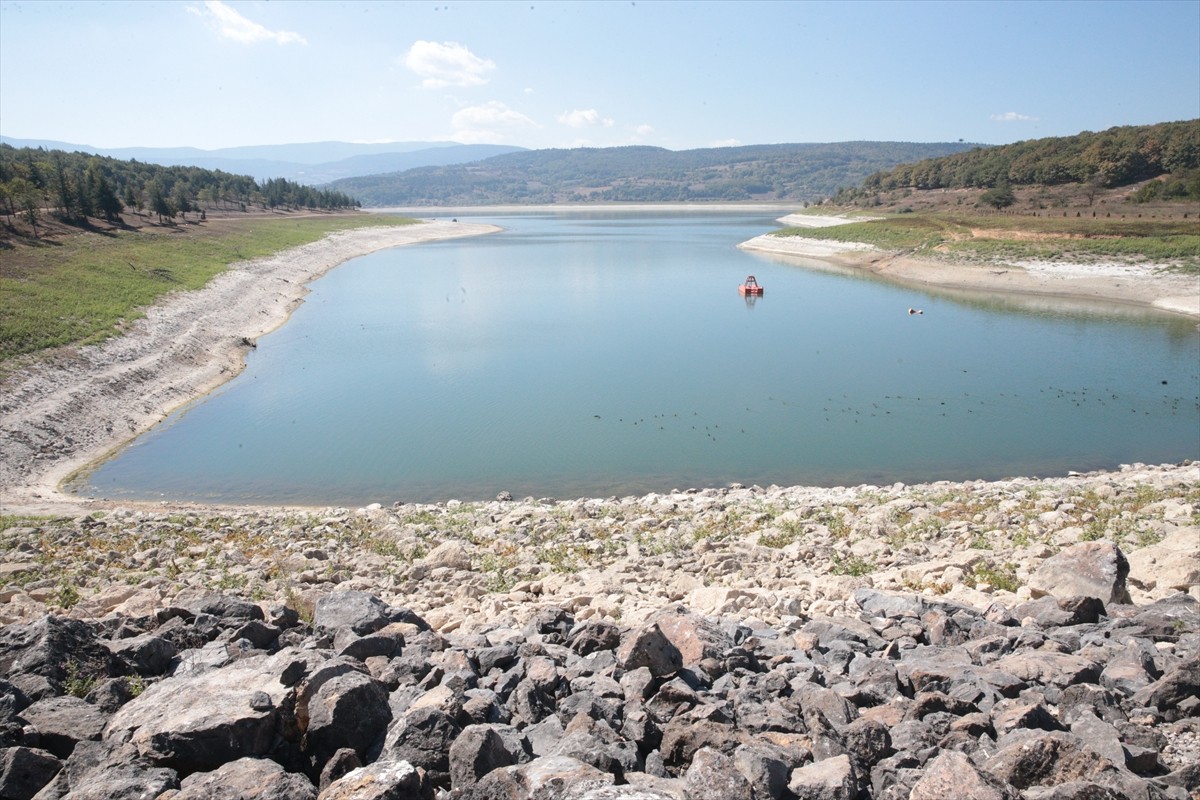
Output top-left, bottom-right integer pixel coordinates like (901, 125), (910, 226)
(557, 109), (615, 129)
(188, 0), (307, 45)
(990, 111), (1039, 122)
(635, 124), (655, 137)
(451, 101), (538, 143)
(404, 41), (495, 88)
(709, 138), (742, 147)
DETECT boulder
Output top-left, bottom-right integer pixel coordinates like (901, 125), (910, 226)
(172, 757), (317, 800)
(318, 758), (432, 800)
(103, 649), (299, 774)
(910, 750), (1020, 800)
(463, 755), (614, 800)
(683, 748), (752, 800)
(1125, 527), (1200, 595)
(787, 754), (860, 800)
(448, 724), (524, 789)
(616, 624), (682, 678)
(313, 592), (393, 636)
(16, 695), (108, 758)
(301, 669), (392, 769)
(1028, 541), (1131, 604)
(0, 745), (61, 800)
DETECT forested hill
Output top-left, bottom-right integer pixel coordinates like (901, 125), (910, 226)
(0, 144), (359, 230)
(857, 120), (1200, 194)
(326, 141), (979, 206)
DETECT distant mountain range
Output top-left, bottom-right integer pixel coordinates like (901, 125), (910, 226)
(0, 137), (527, 184)
(327, 141), (983, 206)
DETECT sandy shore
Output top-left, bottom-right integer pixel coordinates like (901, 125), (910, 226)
(739, 213), (1200, 318)
(0, 221), (499, 515)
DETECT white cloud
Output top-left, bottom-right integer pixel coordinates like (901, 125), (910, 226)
(709, 138), (742, 147)
(635, 124), (655, 137)
(451, 101), (538, 143)
(190, 0), (307, 45)
(990, 111), (1039, 122)
(404, 41), (496, 88)
(557, 109), (615, 129)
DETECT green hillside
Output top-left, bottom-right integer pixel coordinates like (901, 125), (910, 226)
(853, 120), (1200, 197)
(328, 141), (980, 206)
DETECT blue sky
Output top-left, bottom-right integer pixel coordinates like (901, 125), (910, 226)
(1, 0), (1197, 151)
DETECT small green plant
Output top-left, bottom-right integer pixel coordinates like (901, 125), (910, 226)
(478, 552), (518, 593)
(63, 660), (98, 699)
(971, 561), (1020, 593)
(830, 553), (875, 577)
(54, 580), (81, 610)
(760, 518), (805, 549)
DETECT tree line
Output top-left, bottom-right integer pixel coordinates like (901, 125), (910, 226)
(0, 145), (360, 235)
(839, 120), (1200, 202)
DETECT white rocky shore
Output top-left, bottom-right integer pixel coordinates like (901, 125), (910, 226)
(3, 462), (1197, 630)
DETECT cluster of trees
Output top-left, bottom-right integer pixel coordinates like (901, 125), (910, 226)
(0, 145), (360, 234)
(329, 141), (978, 206)
(847, 120), (1200, 197)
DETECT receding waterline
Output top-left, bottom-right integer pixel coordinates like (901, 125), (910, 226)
(74, 211), (1200, 505)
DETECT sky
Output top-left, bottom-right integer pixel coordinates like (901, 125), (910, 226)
(1, 0), (1198, 152)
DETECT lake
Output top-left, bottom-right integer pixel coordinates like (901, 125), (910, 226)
(73, 210), (1200, 505)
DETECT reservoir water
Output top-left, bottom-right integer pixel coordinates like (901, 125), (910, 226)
(75, 210), (1200, 505)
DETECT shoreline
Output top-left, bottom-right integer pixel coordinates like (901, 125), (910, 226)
(1, 211), (1197, 518)
(738, 213), (1200, 319)
(0, 221), (500, 516)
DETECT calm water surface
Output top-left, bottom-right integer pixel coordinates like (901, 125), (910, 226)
(76, 211), (1200, 504)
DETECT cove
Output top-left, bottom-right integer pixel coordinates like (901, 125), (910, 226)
(74, 210), (1200, 505)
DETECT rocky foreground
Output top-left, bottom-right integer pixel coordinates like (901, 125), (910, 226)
(1, 462), (1198, 798)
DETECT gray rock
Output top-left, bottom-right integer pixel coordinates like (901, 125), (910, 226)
(302, 669), (392, 769)
(381, 706), (461, 787)
(1028, 541), (1132, 604)
(103, 649), (296, 773)
(787, 754), (860, 800)
(173, 757), (317, 800)
(314, 592), (392, 636)
(318, 758), (432, 800)
(463, 755), (613, 800)
(910, 750), (1020, 800)
(1130, 653), (1200, 712)
(17, 696), (107, 759)
(682, 747), (752, 800)
(616, 624), (682, 678)
(0, 746), (61, 800)
(448, 724), (521, 789)
(105, 632), (177, 676)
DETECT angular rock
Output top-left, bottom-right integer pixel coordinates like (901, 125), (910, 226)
(648, 606), (733, 668)
(787, 754), (859, 800)
(1028, 541), (1131, 604)
(319, 758), (432, 800)
(302, 669), (392, 770)
(173, 757), (317, 800)
(313, 592), (392, 636)
(449, 724), (523, 789)
(683, 747), (752, 800)
(0, 745), (61, 800)
(910, 750), (1020, 800)
(1130, 654), (1200, 712)
(381, 706), (461, 787)
(17, 695), (107, 758)
(463, 755), (614, 800)
(103, 649), (298, 774)
(1125, 527), (1200, 594)
(615, 624), (681, 678)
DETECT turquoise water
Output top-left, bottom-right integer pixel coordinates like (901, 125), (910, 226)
(76, 210), (1200, 504)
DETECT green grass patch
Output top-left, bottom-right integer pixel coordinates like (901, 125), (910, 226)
(0, 214), (417, 361)
(773, 212), (1200, 271)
